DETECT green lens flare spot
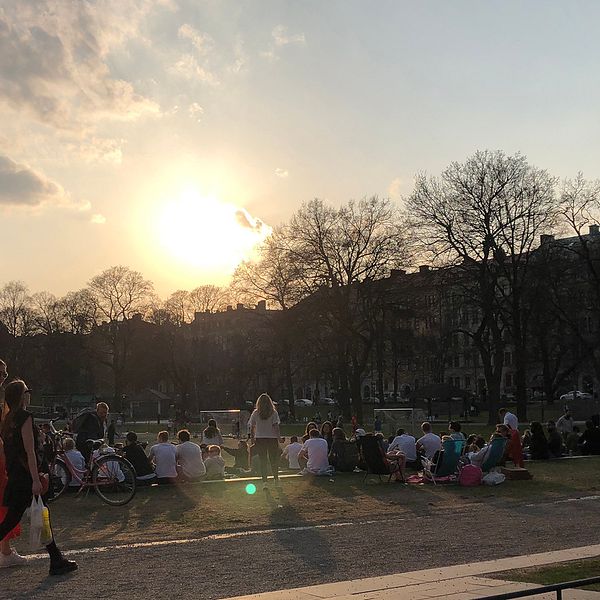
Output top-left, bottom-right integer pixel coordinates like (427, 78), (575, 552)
(245, 483), (257, 495)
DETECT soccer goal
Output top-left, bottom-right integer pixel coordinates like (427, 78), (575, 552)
(198, 410), (250, 438)
(374, 408), (427, 436)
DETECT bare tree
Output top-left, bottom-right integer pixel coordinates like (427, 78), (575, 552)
(189, 285), (228, 314)
(281, 197), (409, 421)
(31, 291), (63, 335)
(164, 290), (194, 325)
(408, 150), (559, 422)
(87, 266), (154, 409)
(0, 281), (34, 337)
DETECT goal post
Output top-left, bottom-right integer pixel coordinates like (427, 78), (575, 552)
(373, 408), (427, 436)
(198, 410), (250, 439)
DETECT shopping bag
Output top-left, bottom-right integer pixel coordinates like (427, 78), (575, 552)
(29, 496), (44, 549)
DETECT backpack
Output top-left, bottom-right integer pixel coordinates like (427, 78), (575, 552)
(459, 464), (482, 486)
(71, 408), (96, 433)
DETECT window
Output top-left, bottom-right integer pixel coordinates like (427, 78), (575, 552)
(465, 376), (471, 389)
(504, 351), (512, 366)
(505, 372), (513, 388)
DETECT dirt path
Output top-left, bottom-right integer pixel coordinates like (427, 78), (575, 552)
(2, 492), (600, 600)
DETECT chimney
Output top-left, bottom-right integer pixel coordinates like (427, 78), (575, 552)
(540, 234), (555, 245)
(589, 224), (600, 236)
(226, 305), (233, 312)
(256, 300), (266, 311)
(236, 303), (244, 310)
(419, 265), (430, 273)
(390, 269), (406, 277)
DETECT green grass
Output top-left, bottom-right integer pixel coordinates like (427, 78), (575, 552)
(490, 558), (600, 591)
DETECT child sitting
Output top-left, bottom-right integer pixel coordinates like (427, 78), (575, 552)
(222, 440), (250, 471)
(204, 445), (226, 480)
(63, 437), (85, 487)
(282, 436), (303, 470)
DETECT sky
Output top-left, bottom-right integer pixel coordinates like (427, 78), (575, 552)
(2, 0), (600, 298)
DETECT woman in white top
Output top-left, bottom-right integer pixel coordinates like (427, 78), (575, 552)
(248, 393), (280, 488)
(202, 419), (224, 446)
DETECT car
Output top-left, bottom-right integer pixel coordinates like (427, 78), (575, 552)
(294, 398), (313, 407)
(320, 397), (336, 405)
(363, 396), (382, 404)
(560, 390), (593, 402)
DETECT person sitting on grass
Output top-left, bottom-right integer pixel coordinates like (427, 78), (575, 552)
(202, 419), (224, 447)
(62, 437), (85, 488)
(320, 421), (334, 451)
(566, 426), (581, 455)
(122, 432), (156, 485)
(448, 421), (466, 442)
(222, 440), (250, 472)
(328, 428), (359, 472)
(527, 421), (550, 460)
(546, 421), (564, 458)
(578, 420), (600, 455)
(298, 429), (331, 475)
(416, 422), (441, 460)
(176, 429), (206, 481)
(149, 431), (177, 485)
(204, 445), (226, 479)
(282, 436), (303, 470)
(302, 421), (319, 443)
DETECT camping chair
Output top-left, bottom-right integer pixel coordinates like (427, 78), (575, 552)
(481, 437), (508, 472)
(422, 439), (464, 484)
(361, 435), (402, 484)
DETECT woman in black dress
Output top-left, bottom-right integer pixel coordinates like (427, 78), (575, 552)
(0, 380), (77, 575)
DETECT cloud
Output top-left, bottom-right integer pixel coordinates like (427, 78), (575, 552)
(272, 25), (306, 47)
(178, 24), (214, 56)
(0, 1), (161, 130)
(90, 213), (107, 225)
(275, 168), (289, 178)
(388, 177), (404, 199)
(0, 155), (65, 206)
(171, 54), (220, 85)
(235, 208), (271, 235)
(188, 102), (204, 121)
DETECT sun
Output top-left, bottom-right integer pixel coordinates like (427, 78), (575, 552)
(156, 188), (270, 276)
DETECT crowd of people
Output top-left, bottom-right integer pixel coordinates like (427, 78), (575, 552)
(3, 355), (600, 574)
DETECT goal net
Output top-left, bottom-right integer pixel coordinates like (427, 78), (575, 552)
(198, 410), (250, 438)
(373, 408), (427, 436)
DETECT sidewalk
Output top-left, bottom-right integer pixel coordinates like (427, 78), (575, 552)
(225, 544), (600, 600)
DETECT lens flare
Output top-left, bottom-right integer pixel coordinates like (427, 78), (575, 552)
(245, 483), (257, 495)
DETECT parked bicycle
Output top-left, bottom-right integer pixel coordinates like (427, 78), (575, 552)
(46, 423), (136, 506)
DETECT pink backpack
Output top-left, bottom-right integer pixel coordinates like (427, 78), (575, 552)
(459, 464), (482, 486)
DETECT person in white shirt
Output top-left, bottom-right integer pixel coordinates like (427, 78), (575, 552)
(248, 393), (281, 489)
(63, 437), (85, 487)
(176, 429), (206, 481)
(282, 436), (303, 470)
(202, 419), (224, 446)
(387, 428), (417, 463)
(556, 410), (574, 439)
(416, 422), (442, 460)
(499, 408), (519, 432)
(204, 445), (225, 479)
(298, 429), (330, 474)
(149, 431), (177, 484)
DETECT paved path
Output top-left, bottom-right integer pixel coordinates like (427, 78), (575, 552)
(225, 545), (600, 599)
(2, 495), (600, 599)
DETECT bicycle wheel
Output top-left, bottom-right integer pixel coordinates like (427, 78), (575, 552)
(92, 455), (136, 506)
(46, 459), (71, 503)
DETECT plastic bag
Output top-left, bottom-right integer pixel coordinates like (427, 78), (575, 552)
(482, 471), (506, 486)
(29, 496), (52, 549)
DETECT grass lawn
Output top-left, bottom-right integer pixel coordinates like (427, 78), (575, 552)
(490, 558), (600, 591)
(45, 456), (600, 550)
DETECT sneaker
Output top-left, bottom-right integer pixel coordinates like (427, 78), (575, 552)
(0, 551), (28, 568)
(49, 558), (78, 576)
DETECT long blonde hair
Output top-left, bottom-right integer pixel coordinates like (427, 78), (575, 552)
(256, 393), (275, 420)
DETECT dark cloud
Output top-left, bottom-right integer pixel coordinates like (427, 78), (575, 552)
(0, 155), (64, 206)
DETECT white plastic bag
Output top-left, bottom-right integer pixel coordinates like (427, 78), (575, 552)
(482, 471), (506, 486)
(29, 496), (43, 549)
(29, 496), (52, 549)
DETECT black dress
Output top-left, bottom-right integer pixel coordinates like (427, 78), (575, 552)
(2, 409), (40, 509)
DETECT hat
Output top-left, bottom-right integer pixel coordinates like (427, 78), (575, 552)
(355, 428), (366, 437)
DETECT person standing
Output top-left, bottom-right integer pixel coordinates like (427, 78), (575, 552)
(499, 407), (518, 432)
(0, 359), (25, 568)
(247, 393), (281, 489)
(556, 409), (574, 441)
(107, 419), (116, 447)
(0, 380), (77, 575)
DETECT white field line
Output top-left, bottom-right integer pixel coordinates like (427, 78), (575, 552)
(25, 495), (600, 561)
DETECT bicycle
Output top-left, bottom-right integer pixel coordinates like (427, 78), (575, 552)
(46, 425), (136, 506)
